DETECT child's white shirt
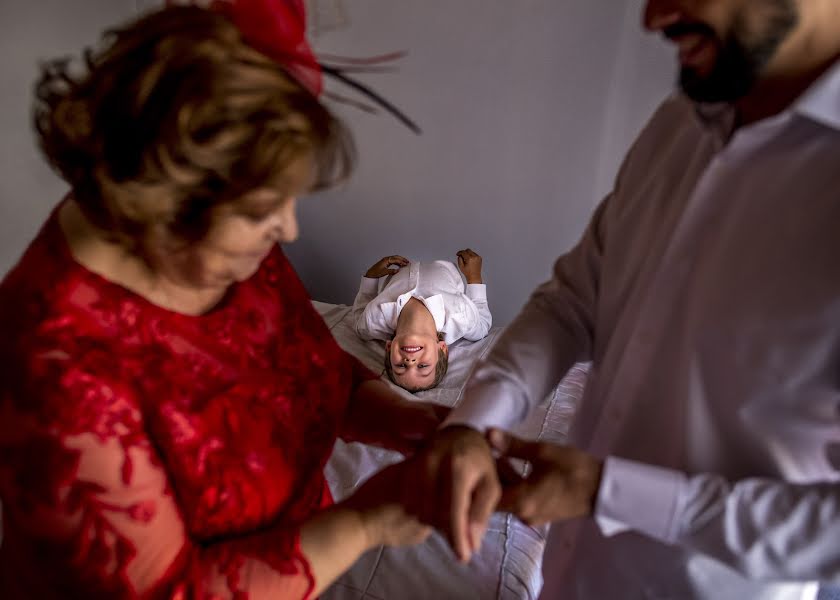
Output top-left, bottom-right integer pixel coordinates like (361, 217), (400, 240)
(352, 260), (491, 345)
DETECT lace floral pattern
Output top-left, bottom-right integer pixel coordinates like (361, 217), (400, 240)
(0, 212), (375, 598)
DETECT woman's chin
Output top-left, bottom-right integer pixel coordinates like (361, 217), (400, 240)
(227, 263), (261, 283)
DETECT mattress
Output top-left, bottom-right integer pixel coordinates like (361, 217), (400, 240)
(314, 301), (588, 600)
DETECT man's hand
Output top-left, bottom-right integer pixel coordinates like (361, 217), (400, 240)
(456, 249), (483, 284)
(488, 429), (603, 526)
(365, 255), (409, 278)
(403, 425), (500, 563)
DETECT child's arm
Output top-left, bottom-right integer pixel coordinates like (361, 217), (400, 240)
(456, 249), (483, 285)
(352, 255), (409, 340)
(457, 249), (493, 341)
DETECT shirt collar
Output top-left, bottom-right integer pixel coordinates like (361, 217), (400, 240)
(691, 57), (840, 139)
(393, 291), (446, 332)
(693, 100), (738, 144)
(792, 58), (840, 131)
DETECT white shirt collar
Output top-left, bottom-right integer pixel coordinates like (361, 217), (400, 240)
(692, 57), (840, 140)
(392, 291), (446, 333)
(792, 57), (840, 130)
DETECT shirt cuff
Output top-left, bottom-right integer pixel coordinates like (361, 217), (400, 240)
(360, 277), (380, 293)
(442, 378), (528, 432)
(594, 456), (685, 544)
(465, 283), (487, 301)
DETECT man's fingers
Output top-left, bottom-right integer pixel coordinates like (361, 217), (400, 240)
(497, 481), (538, 522)
(496, 456), (524, 486)
(488, 428), (540, 461)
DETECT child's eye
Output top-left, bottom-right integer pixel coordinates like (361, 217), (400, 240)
(419, 364), (429, 369)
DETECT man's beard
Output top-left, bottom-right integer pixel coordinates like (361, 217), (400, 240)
(667, 1), (798, 103)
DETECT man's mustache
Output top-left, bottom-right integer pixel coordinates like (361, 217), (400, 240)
(662, 21), (717, 41)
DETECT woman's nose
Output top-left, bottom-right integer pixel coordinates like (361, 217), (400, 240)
(267, 198), (299, 243)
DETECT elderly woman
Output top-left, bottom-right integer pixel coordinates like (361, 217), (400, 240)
(0, 3), (440, 598)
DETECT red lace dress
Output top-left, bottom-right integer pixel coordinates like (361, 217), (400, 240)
(0, 210), (376, 599)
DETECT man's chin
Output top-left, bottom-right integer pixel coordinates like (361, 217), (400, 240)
(679, 69), (755, 103)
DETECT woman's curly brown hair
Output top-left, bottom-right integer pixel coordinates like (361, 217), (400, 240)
(34, 4), (354, 249)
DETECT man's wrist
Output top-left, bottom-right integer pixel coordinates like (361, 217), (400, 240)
(577, 456), (604, 517)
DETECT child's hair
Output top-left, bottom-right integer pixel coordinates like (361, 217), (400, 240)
(383, 332), (448, 392)
(34, 4), (353, 252)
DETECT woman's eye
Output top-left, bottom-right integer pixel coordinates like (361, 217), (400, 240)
(419, 364), (429, 369)
(242, 211), (270, 223)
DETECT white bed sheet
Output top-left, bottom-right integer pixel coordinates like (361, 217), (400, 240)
(314, 301), (588, 600)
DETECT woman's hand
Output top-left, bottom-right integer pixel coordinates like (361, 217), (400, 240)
(343, 461), (432, 547)
(384, 399), (451, 455)
(343, 380), (450, 455)
(365, 255), (409, 278)
(456, 249), (483, 284)
(301, 460), (430, 594)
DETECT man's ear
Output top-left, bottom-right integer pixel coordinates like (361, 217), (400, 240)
(438, 340), (448, 356)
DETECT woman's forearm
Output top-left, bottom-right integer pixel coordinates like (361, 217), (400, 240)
(299, 505), (373, 597)
(343, 380), (444, 454)
(342, 380), (401, 444)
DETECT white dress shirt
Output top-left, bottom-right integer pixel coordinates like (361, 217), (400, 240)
(352, 260), (492, 345)
(448, 60), (840, 599)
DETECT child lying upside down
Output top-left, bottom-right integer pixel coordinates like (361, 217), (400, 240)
(352, 249), (492, 392)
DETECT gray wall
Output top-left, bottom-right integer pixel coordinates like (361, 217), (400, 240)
(0, 0), (137, 274)
(287, 1), (673, 324)
(0, 1), (673, 326)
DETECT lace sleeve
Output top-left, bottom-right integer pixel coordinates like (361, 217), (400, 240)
(0, 345), (317, 599)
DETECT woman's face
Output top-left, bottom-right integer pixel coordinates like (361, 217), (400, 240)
(189, 189), (300, 286)
(157, 158), (312, 291)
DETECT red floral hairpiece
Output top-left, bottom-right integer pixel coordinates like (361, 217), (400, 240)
(203, 0), (420, 133)
(211, 0), (323, 96)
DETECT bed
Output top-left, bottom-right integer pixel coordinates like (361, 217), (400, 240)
(313, 301), (589, 600)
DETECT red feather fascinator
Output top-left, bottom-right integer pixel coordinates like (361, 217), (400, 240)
(211, 0), (323, 96)
(204, 0), (419, 133)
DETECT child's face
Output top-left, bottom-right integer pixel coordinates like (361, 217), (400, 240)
(386, 335), (446, 391)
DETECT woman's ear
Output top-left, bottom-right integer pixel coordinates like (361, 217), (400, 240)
(385, 340), (392, 353)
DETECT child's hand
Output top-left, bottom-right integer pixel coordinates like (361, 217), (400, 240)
(365, 255), (409, 278)
(457, 249), (483, 284)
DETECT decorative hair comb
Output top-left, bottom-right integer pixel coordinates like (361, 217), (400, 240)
(209, 0), (421, 134)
